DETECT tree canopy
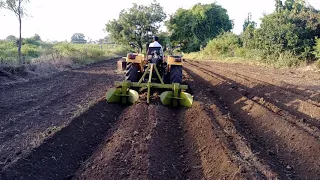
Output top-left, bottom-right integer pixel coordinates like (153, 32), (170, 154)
(166, 3), (233, 52)
(0, 1), (5, 8)
(105, 0), (166, 52)
(71, 33), (87, 44)
(6, 35), (17, 41)
(241, 0), (320, 59)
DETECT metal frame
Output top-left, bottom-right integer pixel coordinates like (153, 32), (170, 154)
(112, 63), (188, 106)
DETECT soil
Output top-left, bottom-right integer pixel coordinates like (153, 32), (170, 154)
(0, 58), (319, 180)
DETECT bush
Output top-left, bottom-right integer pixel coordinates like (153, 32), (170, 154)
(313, 37), (320, 58)
(0, 38), (128, 66)
(312, 37), (320, 68)
(185, 32), (302, 68)
(51, 43), (127, 65)
(0, 41), (18, 64)
(22, 44), (42, 58)
(203, 32), (241, 57)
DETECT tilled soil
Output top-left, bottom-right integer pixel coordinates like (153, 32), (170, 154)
(0, 59), (319, 179)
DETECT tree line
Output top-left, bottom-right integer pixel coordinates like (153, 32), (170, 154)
(242, 0), (320, 61)
(1, 0), (320, 66)
(106, 0), (320, 67)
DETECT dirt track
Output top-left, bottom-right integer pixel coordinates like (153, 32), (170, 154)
(0, 58), (319, 179)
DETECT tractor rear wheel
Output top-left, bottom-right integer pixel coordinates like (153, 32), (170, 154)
(163, 62), (170, 84)
(170, 65), (182, 83)
(125, 62), (140, 82)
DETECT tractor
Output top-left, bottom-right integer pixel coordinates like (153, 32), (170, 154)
(106, 43), (193, 107)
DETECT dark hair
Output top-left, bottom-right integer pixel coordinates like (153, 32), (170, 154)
(153, 36), (159, 41)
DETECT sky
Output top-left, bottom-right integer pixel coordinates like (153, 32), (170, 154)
(0, 0), (319, 42)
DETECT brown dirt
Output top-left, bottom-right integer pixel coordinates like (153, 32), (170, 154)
(0, 59), (124, 178)
(184, 60), (320, 179)
(0, 58), (319, 179)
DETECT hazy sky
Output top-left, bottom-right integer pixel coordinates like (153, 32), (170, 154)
(0, 0), (319, 41)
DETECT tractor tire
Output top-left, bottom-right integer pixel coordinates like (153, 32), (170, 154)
(163, 62), (170, 84)
(170, 65), (182, 84)
(125, 63), (139, 82)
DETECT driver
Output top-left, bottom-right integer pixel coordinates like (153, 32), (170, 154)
(148, 35), (164, 57)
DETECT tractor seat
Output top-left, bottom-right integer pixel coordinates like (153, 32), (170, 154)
(147, 47), (161, 56)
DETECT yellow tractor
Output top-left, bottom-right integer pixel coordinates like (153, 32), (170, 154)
(106, 45), (193, 107)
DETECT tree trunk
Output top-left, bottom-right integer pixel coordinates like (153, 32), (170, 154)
(18, 16), (22, 64)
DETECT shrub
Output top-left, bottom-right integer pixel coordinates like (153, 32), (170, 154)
(22, 44), (42, 58)
(316, 60), (320, 68)
(1, 38), (128, 66)
(203, 32), (241, 57)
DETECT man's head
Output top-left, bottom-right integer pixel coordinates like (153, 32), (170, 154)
(153, 35), (159, 42)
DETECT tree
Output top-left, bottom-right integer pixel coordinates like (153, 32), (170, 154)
(242, 0), (320, 59)
(166, 8), (197, 52)
(275, 0), (284, 12)
(71, 33), (87, 44)
(242, 12), (256, 31)
(0, 1), (5, 9)
(241, 13), (257, 49)
(157, 31), (170, 50)
(5, 0), (30, 64)
(98, 36), (114, 44)
(166, 3), (233, 52)
(105, 1), (166, 52)
(6, 35), (17, 41)
(32, 33), (41, 41)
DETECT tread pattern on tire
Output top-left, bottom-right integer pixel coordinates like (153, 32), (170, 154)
(170, 65), (182, 84)
(163, 63), (170, 84)
(125, 62), (139, 82)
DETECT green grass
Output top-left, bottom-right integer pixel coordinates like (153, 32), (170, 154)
(0, 40), (128, 66)
(184, 46), (305, 68)
(52, 43), (128, 66)
(183, 32), (310, 69)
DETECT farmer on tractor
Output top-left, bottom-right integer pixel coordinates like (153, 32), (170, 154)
(148, 35), (164, 57)
(106, 34), (193, 107)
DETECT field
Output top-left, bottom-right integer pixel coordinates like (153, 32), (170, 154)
(0, 58), (319, 179)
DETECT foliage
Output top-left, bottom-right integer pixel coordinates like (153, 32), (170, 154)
(6, 35), (17, 41)
(23, 37), (41, 46)
(186, 0), (320, 68)
(105, 0), (166, 52)
(185, 30), (302, 68)
(5, 0), (29, 18)
(313, 37), (320, 58)
(242, 13), (256, 31)
(97, 36), (113, 44)
(203, 32), (241, 57)
(166, 3), (233, 53)
(33, 33), (41, 41)
(47, 43), (127, 65)
(0, 37), (128, 65)
(157, 31), (170, 51)
(0, 0), (5, 8)
(21, 43), (41, 57)
(245, 0), (320, 59)
(0, 40), (17, 63)
(241, 13), (257, 49)
(71, 33), (87, 44)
